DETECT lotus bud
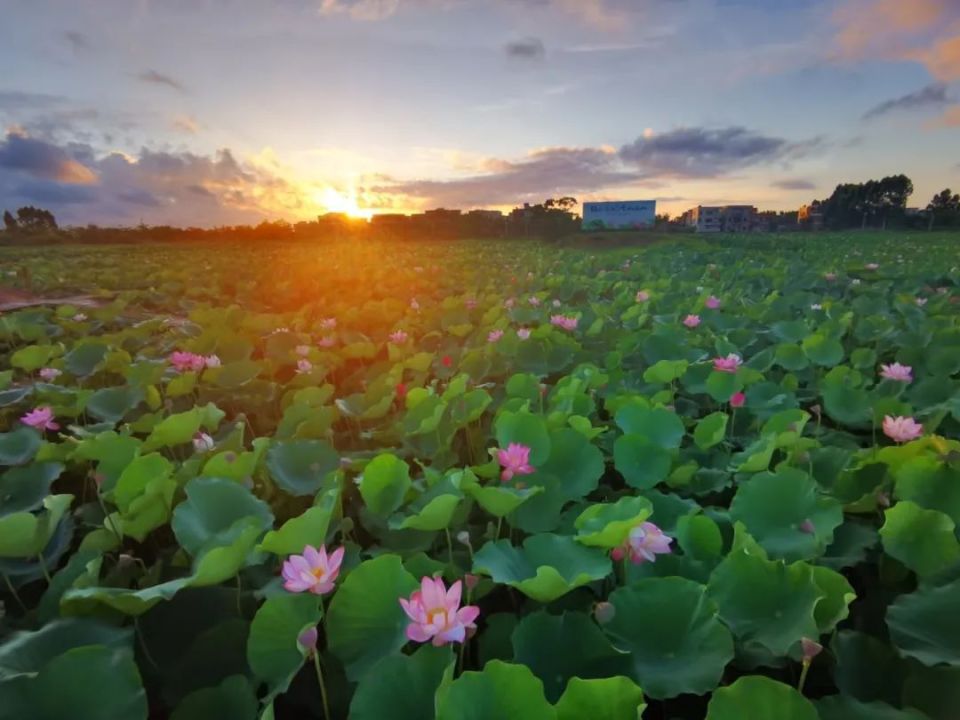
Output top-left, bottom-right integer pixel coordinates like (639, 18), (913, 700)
(594, 602), (616, 624)
(799, 519), (815, 534)
(298, 626), (319, 656)
(464, 573), (479, 592)
(801, 637), (823, 665)
(456, 531), (471, 547)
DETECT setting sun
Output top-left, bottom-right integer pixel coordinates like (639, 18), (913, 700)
(311, 186), (373, 220)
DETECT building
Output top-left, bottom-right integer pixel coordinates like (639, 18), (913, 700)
(582, 200), (656, 230)
(684, 205), (758, 233)
(798, 203), (824, 231)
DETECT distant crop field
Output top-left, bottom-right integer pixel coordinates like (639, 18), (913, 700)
(1, 232), (959, 719)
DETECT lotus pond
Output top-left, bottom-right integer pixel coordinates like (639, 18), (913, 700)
(1, 232), (960, 719)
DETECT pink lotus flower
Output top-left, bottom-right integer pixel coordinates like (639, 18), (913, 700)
(801, 637), (823, 664)
(550, 315), (578, 331)
(504, 298), (515, 309)
(410, 298), (420, 311)
(865, 263), (879, 270)
(730, 391), (746, 408)
(298, 626), (318, 656)
(192, 432), (215, 453)
(528, 296), (541, 307)
(169, 351), (206, 373)
(38, 368), (61, 382)
(611, 522), (673, 564)
(497, 442), (535, 482)
(882, 415), (923, 443)
(21, 406), (59, 431)
(683, 314), (701, 328)
(389, 330), (409, 344)
(204, 354), (221, 368)
(399, 577), (480, 647)
(880, 363), (912, 383)
(320, 318), (337, 330)
(296, 359), (313, 374)
(517, 327), (531, 340)
(713, 354), (742, 373)
(465, 298), (478, 310)
(72, 313), (87, 322)
(318, 336), (336, 348)
(824, 272), (836, 281)
(635, 290), (650, 302)
(282, 545), (345, 595)
(705, 296), (721, 309)
(916, 297), (928, 307)
(296, 345), (311, 357)
(487, 329), (504, 343)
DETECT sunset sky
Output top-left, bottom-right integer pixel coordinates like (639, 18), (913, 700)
(1, 0), (958, 226)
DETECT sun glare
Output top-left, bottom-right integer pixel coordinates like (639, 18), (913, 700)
(312, 186), (373, 219)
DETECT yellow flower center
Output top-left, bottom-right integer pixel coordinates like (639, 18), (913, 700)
(311, 567), (327, 582)
(427, 608), (447, 627)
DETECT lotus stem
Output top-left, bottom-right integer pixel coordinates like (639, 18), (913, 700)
(797, 660), (811, 694)
(313, 650), (332, 720)
(1, 572), (27, 613)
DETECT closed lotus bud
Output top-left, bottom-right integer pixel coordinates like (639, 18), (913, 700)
(799, 519), (815, 534)
(877, 491), (891, 508)
(298, 626), (319, 656)
(594, 602), (616, 624)
(801, 637), (823, 664)
(611, 547), (625, 562)
(456, 531), (471, 546)
(464, 573), (479, 592)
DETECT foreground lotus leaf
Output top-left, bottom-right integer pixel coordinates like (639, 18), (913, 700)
(574, 496), (653, 548)
(265, 439), (341, 497)
(815, 696), (929, 720)
(349, 644), (453, 720)
(887, 577), (960, 667)
(472, 533), (611, 603)
(247, 594), (322, 698)
(705, 675), (817, 720)
(554, 676), (645, 720)
(435, 660), (555, 720)
(880, 501), (960, 578)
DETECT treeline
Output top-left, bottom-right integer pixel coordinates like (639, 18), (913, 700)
(807, 176), (960, 230)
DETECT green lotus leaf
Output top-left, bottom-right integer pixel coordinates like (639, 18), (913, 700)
(392, 492), (461, 531)
(554, 677), (645, 720)
(266, 439), (341, 497)
(495, 410), (551, 465)
(466, 482), (544, 518)
(880, 501), (960, 578)
(614, 405), (685, 449)
(0, 426), (41, 466)
(894, 456), (960, 524)
(694, 412), (729, 449)
(705, 371), (742, 404)
(815, 696), (929, 720)
(350, 644), (454, 720)
(643, 359), (688, 385)
(257, 487), (340, 556)
(732, 435), (776, 473)
(327, 554), (418, 681)
(247, 593), (322, 698)
(171, 477), (273, 557)
(887, 577), (960, 666)
(202, 438), (270, 483)
(676, 514), (723, 561)
(85, 386), (145, 423)
(63, 342), (108, 377)
(729, 467), (843, 561)
(511, 611), (631, 702)
(832, 630), (906, 705)
(170, 675), (258, 720)
(574, 496), (653, 549)
(802, 333), (844, 367)
(0, 462), (62, 517)
(472, 534), (611, 603)
(811, 565), (856, 634)
(775, 343), (809, 371)
(0, 618), (133, 680)
(0, 493), (73, 558)
(435, 660), (555, 720)
(11, 344), (57, 372)
(614, 434), (673, 489)
(212, 359), (262, 388)
(604, 577), (734, 699)
(706, 675), (817, 720)
(142, 403), (225, 451)
(902, 663), (960, 720)
(359, 452), (412, 516)
(112, 452), (173, 511)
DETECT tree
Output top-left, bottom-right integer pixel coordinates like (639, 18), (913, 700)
(2, 210), (16, 232)
(14, 206), (58, 232)
(819, 175), (913, 229)
(927, 188), (960, 229)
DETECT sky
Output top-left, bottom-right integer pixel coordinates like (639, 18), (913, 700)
(0, 0), (958, 227)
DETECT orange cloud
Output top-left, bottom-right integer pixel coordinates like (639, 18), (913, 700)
(908, 34), (960, 82)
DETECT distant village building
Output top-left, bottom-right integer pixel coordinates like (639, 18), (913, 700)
(582, 201), (656, 230)
(798, 203), (824, 230)
(683, 205), (758, 233)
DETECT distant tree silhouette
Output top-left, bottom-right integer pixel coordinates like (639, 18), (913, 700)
(14, 206), (58, 232)
(2, 210), (16, 232)
(819, 175), (913, 229)
(927, 188), (960, 229)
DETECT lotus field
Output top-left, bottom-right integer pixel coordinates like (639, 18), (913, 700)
(3, 232), (960, 720)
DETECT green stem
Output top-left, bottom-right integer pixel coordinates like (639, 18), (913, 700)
(444, 528), (454, 566)
(134, 617), (161, 671)
(496, 516), (503, 540)
(1, 573), (27, 613)
(313, 651), (332, 720)
(797, 661), (811, 694)
(96, 490), (123, 548)
(36, 551), (53, 585)
(236, 574), (243, 617)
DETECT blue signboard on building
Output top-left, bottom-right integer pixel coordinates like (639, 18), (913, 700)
(582, 200), (656, 230)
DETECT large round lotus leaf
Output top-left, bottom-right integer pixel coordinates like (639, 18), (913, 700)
(392, 493), (461, 531)
(247, 594), (322, 696)
(359, 453), (412, 516)
(677, 514), (723, 561)
(212, 360), (262, 388)
(171, 477), (273, 557)
(494, 410), (551, 465)
(705, 371), (743, 404)
(614, 434), (673, 489)
(707, 543), (822, 658)
(0, 427), (41, 466)
(643, 359), (688, 384)
(894, 457), (960, 524)
(0, 462), (62, 516)
(85, 386), (145, 423)
(822, 383), (872, 428)
(887, 577), (960, 666)
(822, 520), (879, 570)
(0, 618), (132, 679)
(10, 344), (57, 372)
(614, 405), (685, 448)
(694, 412), (729, 450)
(902, 664), (960, 720)
(815, 696), (929, 720)
(349, 644), (453, 720)
(511, 611), (631, 702)
(112, 453), (173, 511)
(170, 676), (256, 720)
(641, 489), (699, 532)
(729, 467), (843, 561)
(189, 520), (266, 587)
(142, 403), (225, 451)
(705, 675), (817, 720)
(63, 342), (108, 377)
(266, 439), (341, 497)
(832, 630), (906, 705)
(466, 483), (544, 518)
(880, 501), (960, 578)
(327, 554), (418, 681)
(574, 496), (653, 548)
(435, 660), (555, 720)
(810, 565), (856, 634)
(802, 333), (844, 367)
(257, 488), (339, 556)
(62, 577), (191, 617)
(604, 577), (734, 699)
(472, 534), (611, 603)
(554, 677), (645, 720)
(0, 493), (73, 558)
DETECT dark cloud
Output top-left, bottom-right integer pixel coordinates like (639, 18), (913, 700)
(138, 70), (186, 92)
(862, 83), (949, 120)
(772, 178), (816, 190)
(116, 189), (162, 207)
(505, 37), (545, 60)
(64, 31), (90, 53)
(13, 180), (98, 205)
(0, 132), (97, 184)
(619, 127), (820, 179)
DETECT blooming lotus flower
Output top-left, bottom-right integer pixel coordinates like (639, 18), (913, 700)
(21, 406), (59, 431)
(497, 442), (535, 482)
(865, 263), (879, 270)
(38, 368), (61, 382)
(504, 298), (515, 309)
(683, 314), (701, 328)
(528, 296), (541, 307)
(295, 345), (311, 357)
(851, 279), (861, 286)
(916, 297), (928, 306)
(611, 522), (673, 564)
(296, 359), (313, 374)
(730, 391), (746, 408)
(713, 354), (742, 373)
(488, 329), (504, 343)
(72, 313), (87, 322)
(399, 577), (480, 647)
(318, 336), (336, 348)
(810, 304), (822, 311)
(550, 315), (578, 331)
(824, 272), (836, 281)
(204, 354), (221, 368)
(705, 296), (721, 309)
(282, 545), (345, 595)
(193, 432), (215, 453)
(410, 298), (420, 311)
(883, 415), (923, 443)
(516, 327), (531, 340)
(320, 318), (337, 330)
(636, 290), (650, 302)
(880, 362), (912, 383)
(389, 330), (409, 345)
(465, 298), (478, 310)
(169, 351), (206, 373)
(552, 299), (561, 308)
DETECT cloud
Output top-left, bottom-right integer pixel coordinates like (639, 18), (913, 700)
(931, 105), (960, 128)
(505, 37), (545, 60)
(172, 115), (201, 134)
(64, 31), (90, 53)
(138, 70), (186, 92)
(863, 83), (950, 120)
(771, 179), (817, 191)
(318, 0), (402, 20)
(0, 132), (97, 184)
(908, 34), (960, 82)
